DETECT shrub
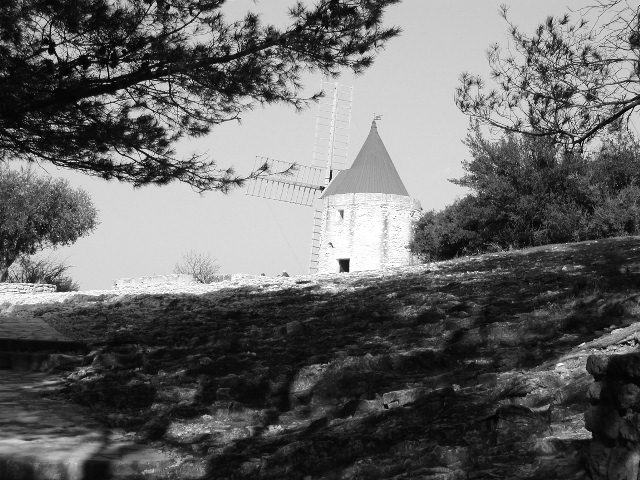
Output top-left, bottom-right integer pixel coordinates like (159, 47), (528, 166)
(7, 256), (80, 292)
(411, 129), (640, 261)
(174, 251), (220, 284)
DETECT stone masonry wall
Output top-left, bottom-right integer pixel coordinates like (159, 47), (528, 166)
(0, 283), (57, 294)
(317, 193), (422, 274)
(585, 353), (640, 479)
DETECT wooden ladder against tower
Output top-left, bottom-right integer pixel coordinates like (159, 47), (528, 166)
(309, 208), (324, 274)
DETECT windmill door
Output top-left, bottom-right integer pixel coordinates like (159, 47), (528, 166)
(338, 259), (350, 273)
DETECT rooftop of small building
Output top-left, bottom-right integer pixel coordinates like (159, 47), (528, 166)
(320, 120), (410, 198)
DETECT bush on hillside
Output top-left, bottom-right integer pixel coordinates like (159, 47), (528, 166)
(410, 129), (640, 261)
(7, 256), (80, 292)
(174, 250), (220, 284)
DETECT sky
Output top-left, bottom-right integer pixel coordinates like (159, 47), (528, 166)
(30, 1), (593, 290)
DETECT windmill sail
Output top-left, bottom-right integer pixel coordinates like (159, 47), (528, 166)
(308, 81), (353, 273)
(312, 81), (354, 183)
(244, 79), (354, 273)
(245, 157), (324, 207)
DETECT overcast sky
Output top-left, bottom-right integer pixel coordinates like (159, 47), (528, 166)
(33, 1), (593, 290)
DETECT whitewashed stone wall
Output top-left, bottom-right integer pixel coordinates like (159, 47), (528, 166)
(0, 283), (57, 294)
(317, 193), (422, 274)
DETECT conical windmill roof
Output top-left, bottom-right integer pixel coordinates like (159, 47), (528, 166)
(321, 120), (409, 198)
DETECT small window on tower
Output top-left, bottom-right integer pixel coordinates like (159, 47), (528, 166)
(338, 209), (344, 220)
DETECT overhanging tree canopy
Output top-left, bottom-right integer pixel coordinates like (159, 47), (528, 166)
(455, 1), (640, 148)
(0, 0), (400, 191)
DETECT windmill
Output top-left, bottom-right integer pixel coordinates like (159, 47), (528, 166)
(245, 80), (354, 273)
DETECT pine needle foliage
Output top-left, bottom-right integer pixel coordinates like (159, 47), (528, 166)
(0, 0), (400, 191)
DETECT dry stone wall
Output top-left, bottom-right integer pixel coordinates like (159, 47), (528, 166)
(585, 353), (640, 479)
(317, 192), (422, 274)
(113, 273), (260, 292)
(0, 283), (56, 294)
(114, 274), (198, 290)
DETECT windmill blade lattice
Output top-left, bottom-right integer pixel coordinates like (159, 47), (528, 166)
(245, 156), (325, 207)
(312, 81), (353, 183)
(244, 80), (354, 273)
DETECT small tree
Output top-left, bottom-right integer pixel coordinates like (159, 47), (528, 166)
(0, 167), (98, 281)
(174, 251), (220, 284)
(8, 256), (80, 292)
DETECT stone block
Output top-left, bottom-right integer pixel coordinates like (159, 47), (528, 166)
(290, 364), (329, 394)
(587, 355), (611, 378)
(607, 447), (640, 480)
(585, 405), (621, 441)
(382, 387), (428, 409)
(618, 383), (640, 410)
(588, 382), (603, 404)
(587, 440), (611, 480)
(613, 354), (640, 381)
(619, 413), (640, 442)
(589, 353), (640, 381)
(355, 398), (383, 413)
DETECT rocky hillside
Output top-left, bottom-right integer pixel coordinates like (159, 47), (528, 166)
(5, 236), (640, 479)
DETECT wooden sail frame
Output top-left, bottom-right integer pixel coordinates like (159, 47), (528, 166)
(244, 79), (354, 272)
(245, 157), (324, 207)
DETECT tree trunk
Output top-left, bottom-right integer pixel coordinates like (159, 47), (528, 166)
(0, 266), (9, 282)
(0, 253), (18, 282)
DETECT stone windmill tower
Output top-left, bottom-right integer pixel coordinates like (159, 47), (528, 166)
(314, 119), (422, 274)
(246, 81), (421, 274)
